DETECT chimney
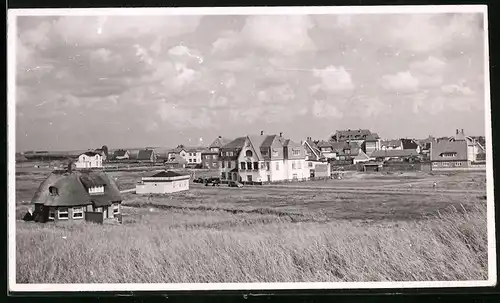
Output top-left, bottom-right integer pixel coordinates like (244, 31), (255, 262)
(456, 129), (459, 135)
(218, 135), (222, 138)
(280, 132), (283, 137)
(461, 129), (464, 135)
(260, 131), (264, 136)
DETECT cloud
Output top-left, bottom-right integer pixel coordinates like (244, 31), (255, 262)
(441, 80), (474, 96)
(381, 71), (419, 92)
(239, 15), (316, 55)
(312, 65), (354, 93)
(257, 84), (295, 104)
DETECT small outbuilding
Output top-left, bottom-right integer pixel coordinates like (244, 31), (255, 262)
(30, 169), (123, 223)
(136, 170), (191, 194)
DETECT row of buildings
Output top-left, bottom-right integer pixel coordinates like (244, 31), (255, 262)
(67, 128), (486, 179)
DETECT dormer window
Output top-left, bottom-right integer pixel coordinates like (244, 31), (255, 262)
(49, 186), (59, 196)
(440, 152), (457, 158)
(272, 149), (279, 157)
(245, 150), (253, 157)
(89, 185), (105, 195)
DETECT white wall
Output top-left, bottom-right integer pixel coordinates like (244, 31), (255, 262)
(76, 154), (102, 168)
(136, 180), (190, 194)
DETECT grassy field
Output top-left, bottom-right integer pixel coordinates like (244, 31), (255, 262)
(14, 166), (489, 283)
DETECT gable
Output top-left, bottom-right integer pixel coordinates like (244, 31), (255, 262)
(238, 137), (262, 162)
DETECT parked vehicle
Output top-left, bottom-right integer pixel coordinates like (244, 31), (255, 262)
(228, 181), (243, 188)
(193, 177), (206, 183)
(205, 177), (221, 187)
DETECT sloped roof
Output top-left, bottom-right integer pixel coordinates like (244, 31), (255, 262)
(137, 149), (155, 160)
(31, 170), (122, 207)
(209, 137), (232, 148)
(113, 150), (129, 157)
(354, 150), (371, 160)
(431, 141), (468, 161)
(222, 137), (247, 149)
(200, 148), (218, 155)
(261, 135), (277, 148)
(303, 140), (322, 160)
(364, 133), (380, 141)
(165, 154), (188, 164)
(317, 140), (333, 148)
(330, 142), (350, 152)
(82, 151), (99, 157)
(247, 135), (266, 161)
(336, 129), (373, 140)
(401, 139), (419, 150)
(371, 149), (420, 158)
(150, 171), (189, 178)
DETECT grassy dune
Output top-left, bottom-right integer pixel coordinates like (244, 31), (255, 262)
(16, 203), (487, 283)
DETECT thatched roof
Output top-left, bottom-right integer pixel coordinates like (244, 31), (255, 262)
(31, 170), (122, 207)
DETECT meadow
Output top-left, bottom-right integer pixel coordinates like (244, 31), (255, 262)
(14, 166), (489, 283)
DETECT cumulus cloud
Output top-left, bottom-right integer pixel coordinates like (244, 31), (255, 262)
(441, 80), (474, 96)
(312, 65), (354, 93)
(312, 100), (343, 118)
(381, 71), (420, 92)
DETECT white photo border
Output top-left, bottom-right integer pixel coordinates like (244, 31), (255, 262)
(7, 4), (496, 293)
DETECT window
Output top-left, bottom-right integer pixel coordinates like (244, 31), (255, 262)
(49, 186), (58, 196)
(253, 162), (259, 170)
(440, 152), (457, 158)
(293, 173), (298, 180)
(227, 161), (232, 169)
(275, 162), (280, 170)
(292, 161), (296, 170)
(292, 149), (300, 156)
(246, 150), (253, 157)
(221, 161), (225, 168)
(48, 209), (55, 220)
(260, 162), (266, 169)
(58, 208), (69, 220)
(266, 162), (270, 171)
(72, 207), (84, 219)
(298, 162), (302, 169)
(247, 162), (252, 170)
(221, 172), (226, 180)
(189, 159), (193, 163)
(308, 162), (313, 167)
(212, 162), (217, 168)
(213, 155), (217, 160)
(113, 204), (119, 214)
(241, 162), (246, 170)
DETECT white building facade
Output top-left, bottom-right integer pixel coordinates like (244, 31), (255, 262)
(76, 152), (103, 169)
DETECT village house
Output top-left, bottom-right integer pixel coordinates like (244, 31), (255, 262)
(94, 148), (107, 162)
(201, 136), (232, 169)
(329, 141), (371, 164)
(301, 138), (330, 179)
(185, 148), (203, 166)
(167, 145), (188, 160)
(31, 167), (122, 223)
(137, 148), (157, 163)
(331, 129), (379, 146)
(112, 149), (130, 161)
(361, 133), (381, 155)
(219, 132), (308, 183)
(135, 170), (191, 194)
(75, 151), (103, 169)
(164, 154), (188, 169)
(401, 138), (421, 153)
(315, 140), (337, 160)
(431, 129), (486, 169)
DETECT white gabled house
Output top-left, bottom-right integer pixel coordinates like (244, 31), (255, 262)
(75, 152), (103, 169)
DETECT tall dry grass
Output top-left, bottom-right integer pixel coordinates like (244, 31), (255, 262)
(16, 203), (488, 283)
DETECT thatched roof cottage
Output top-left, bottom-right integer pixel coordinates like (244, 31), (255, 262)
(31, 169), (123, 223)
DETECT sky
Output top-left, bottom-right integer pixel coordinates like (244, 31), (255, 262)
(14, 12), (487, 152)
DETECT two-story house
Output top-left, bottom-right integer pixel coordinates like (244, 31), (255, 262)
(75, 152), (103, 169)
(219, 133), (308, 183)
(430, 129), (486, 170)
(316, 141), (337, 160)
(380, 139), (404, 151)
(332, 129), (379, 146)
(201, 136), (232, 169)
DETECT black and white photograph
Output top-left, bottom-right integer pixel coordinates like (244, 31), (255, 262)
(8, 5), (496, 292)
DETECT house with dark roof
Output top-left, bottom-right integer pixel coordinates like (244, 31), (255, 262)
(200, 136), (232, 169)
(315, 140), (337, 160)
(430, 141), (469, 169)
(448, 129), (485, 162)
(167, 145), (188, 161)
(136, 170), (191, 194)
(75, 151), (103, 169)
(332, 129), (379, 144)
(361, 133), (381, 155)
(112, 149), (130, 161)
(31, 169), (122, 223)
(219, 132), (308, 183)
(401, 139), (421, 153)
(137, 149), (157, 163)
